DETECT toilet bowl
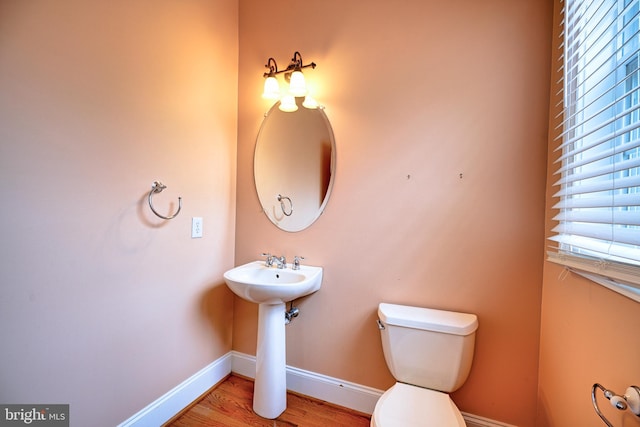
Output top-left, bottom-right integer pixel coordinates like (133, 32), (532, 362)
(372, 303), (478, 427)
(371, 383), (466, 427)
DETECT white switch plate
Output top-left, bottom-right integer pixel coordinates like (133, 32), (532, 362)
(191, 217), (203, 238)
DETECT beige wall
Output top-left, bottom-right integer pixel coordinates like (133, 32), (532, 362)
(236, 1), (552, 426)
(537, 264), (640, 426)
(6, 2), (634, 427)
(536, 1), (640, 426)
(0, 1), (238, 425)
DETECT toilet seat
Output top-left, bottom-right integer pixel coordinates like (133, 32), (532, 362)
(371, 382), (466, 427)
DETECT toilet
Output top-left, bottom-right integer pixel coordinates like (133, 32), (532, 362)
(372, 303), (478, 427)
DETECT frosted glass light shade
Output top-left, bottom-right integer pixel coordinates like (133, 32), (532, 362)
(262, 76), (280, 99)
(302, 96), (319, 109)
(288, 71), (307, 96)
(279, 95), (298, 112)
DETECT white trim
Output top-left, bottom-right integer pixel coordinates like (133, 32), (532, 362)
(230, 350), (381, 414)
(231, 351), (513, 426)
(286, 364), (383, 415)
(118, 351), (513, 427)
(547, 252), (640, 303)
(230, 350), (258, 377)
(117, 353), (232, 427)
(573, 270), (640, 303)
(461, 412), (518, 427)
(547, 251), (640, 288)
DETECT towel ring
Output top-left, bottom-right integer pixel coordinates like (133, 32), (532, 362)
(148, 181), (182, 220)
(277, 194), (293, 217)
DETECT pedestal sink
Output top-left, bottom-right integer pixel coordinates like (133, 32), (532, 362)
(223, 260), (323, 419)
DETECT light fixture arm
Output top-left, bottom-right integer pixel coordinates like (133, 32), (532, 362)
(289, 51), (316, 72)
(263, 57), (279, 78)
(263, 51), (316, 80)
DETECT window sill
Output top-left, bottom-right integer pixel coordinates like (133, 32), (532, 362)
(571, 270), (640, 303)
(547, 252), (640, 304)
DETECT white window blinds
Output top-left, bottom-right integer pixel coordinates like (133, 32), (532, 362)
(549, 0), (640, 287)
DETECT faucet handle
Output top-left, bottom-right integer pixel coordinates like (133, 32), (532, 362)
(261, 252), (273, 267)
(292, 256), (305, 270)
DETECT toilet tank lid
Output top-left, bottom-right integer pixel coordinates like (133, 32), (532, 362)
(378, 303), (478, 336)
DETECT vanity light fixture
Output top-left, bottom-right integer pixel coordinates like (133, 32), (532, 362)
(262, 51), (318, 111)
(262, 61), (281, 100)
(302, 96), (319, 109)
(279, 95), (298, 112)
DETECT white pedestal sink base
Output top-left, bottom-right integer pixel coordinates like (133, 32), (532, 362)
(253, 302), (286, 419)
(223, 261), (323, 419)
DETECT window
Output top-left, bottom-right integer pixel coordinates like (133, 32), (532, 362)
(549, 0), (640, 297)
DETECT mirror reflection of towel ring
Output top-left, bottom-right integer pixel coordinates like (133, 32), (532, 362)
(148, 181), (182, 220)
(277, 194), (293, 216)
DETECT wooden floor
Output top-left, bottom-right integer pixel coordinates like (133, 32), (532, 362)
(165, 374), (372, 427)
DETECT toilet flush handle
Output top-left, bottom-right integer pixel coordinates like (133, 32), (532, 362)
(376, 319), (385, 330)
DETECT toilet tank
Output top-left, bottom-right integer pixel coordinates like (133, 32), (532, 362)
(377, 303), (478, 393)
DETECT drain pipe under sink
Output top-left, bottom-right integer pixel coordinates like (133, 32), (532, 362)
(285, 301), (300, 324)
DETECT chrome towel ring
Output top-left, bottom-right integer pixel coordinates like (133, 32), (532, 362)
(592, 383), (640, 427)
(277, 194), (293, 217)
(148, 181), (182, 220)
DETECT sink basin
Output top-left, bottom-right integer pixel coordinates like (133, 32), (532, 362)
(224, 261), (323, 304)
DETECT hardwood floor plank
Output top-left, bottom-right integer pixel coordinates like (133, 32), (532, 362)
(165, 375), (371, 427)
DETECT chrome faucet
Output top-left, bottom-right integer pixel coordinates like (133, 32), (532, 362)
(275, 255), (286, 269)
(261, 253), (287, 268)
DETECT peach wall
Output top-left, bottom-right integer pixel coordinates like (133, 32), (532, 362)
(236, 1), (552, 426)
(0, 1), (237, 426)
(538, 265), (640, 426)
(537, 1), (640, 426)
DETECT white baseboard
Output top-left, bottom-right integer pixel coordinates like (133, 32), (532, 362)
(117, 353), (231, 427)
(119, 350), (514, 427)
(461, 412), (518, 427)
(230, 350), (382, 415)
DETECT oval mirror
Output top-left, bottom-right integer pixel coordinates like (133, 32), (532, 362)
(254, 100), (336, 232)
